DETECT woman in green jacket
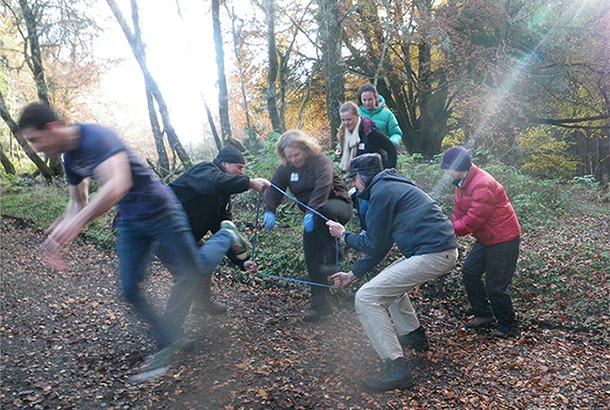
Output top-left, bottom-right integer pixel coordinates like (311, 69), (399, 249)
(357, 84), (403, 147)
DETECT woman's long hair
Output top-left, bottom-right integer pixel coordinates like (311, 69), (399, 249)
(336, 102), (360, 149)
(275, 129), (322, 165)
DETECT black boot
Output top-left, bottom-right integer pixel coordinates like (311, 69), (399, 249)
(398, 326), (429, 351)
(192, 276), (227, 315)
(302, 307), (332, 322)
(363, 357), (414, 392)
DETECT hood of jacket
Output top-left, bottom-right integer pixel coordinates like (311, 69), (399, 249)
(360, 94), (387, 117)
(359, 168), (406, 200)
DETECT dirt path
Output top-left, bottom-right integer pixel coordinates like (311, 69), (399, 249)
(1, 216), (608, 409)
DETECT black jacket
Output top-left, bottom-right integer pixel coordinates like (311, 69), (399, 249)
(170, 159), (251, 265)
(344, 169), (457, 277)
(356, 117), (397, 169)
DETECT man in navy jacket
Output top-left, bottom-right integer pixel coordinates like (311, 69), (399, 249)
(327, 153), (458, 392)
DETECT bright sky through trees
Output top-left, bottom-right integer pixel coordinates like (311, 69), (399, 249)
(93, 0), (221, 145)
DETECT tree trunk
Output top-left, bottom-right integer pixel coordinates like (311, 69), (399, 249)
(263, 0), (283, 134)
(204, 98), (223, 151)
(212, 0), (232, 144)
(316, 0), (344, 147)
(228, 4), (255, 140)
(106, 0), (191, 168)
(0, 91), (54, 181)
(18, 0), (63, 176)
(416, 41), (432, 153)
(0, 142), (16, 175)
(145, 84), (169, 176)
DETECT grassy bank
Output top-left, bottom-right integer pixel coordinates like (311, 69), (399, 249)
(2, 145), (608, 343)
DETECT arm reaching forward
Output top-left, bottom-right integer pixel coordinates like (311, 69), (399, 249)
(43, 151), (133, 269)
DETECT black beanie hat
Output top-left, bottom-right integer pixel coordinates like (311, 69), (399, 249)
(216, 145), (245, 164)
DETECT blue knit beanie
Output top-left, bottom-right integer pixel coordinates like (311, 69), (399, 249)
(441, 147), (472, 171)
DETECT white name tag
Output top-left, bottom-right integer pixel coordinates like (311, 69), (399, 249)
(290, 172), (299, 182)
(358, 143), (365, 150)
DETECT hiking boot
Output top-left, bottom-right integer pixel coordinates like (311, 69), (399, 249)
(398, 326), (429, 352)
(465, 316), (496, 329)
(192, 298), (227, 315)
(220, 220), (250, 262)
(363, 357), (414, 392)
(302, 307), (332, 323)
(131, 339), (183, 382)
(489, 327), (520, 338)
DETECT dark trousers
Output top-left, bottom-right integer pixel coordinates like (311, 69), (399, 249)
(462, 236), (520, 332)
(303, 199), (352, 311)
(116, 201), (232, 349)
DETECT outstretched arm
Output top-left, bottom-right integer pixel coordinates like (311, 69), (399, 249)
(43, 152), (132, 268)
(249, 178), (271, 192)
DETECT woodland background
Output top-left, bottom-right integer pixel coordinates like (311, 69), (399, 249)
(0, 0), (609, 181)
(1, 1), (609, 409)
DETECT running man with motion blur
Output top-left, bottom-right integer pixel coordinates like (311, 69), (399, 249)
(18, 102), (250, 381)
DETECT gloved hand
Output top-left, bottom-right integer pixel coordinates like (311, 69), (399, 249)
(389, 134), (402, 146)
(303, 213), (315, 233)
(262, 212), (276, 231)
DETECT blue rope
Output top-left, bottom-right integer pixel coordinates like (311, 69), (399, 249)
(250, 188), (337, 289)
(268, 182), (329, 221)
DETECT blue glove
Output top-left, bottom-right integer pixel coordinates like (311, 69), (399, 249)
(262, 212), (276, 231)
(303, 213), (315, 233)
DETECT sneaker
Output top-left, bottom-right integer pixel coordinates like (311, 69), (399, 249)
(489, 327), (520, 338)
(465, 316), (496, 329)
(398, 326), (429, 352)
(302, 307), (332, 322)
(363, 357), (414, 392)
(220, 220), (250, 262)
(131, 340), (182, 382)
(192, 298), (227, 315)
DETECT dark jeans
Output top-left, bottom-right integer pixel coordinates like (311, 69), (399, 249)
(115, 203), (232, 349)
(303, 199), (352, 311)
(462, 236), (520, 332)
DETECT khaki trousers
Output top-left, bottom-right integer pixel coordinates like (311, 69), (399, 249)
(355, 248), (458, 360)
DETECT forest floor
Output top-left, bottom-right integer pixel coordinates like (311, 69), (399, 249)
(1, 214), (609, 410)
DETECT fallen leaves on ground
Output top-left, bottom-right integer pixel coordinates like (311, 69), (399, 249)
(1, 215), (608, 409)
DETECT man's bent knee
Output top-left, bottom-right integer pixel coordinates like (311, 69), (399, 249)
(355, 286), (383, 315)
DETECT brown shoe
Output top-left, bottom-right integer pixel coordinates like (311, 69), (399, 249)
(192, 298), (227, 315)
(489, 327), (520, 338)
(465, 316), (496, 329)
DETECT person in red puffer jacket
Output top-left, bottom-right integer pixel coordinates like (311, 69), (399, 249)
(441, 146), (521, 338)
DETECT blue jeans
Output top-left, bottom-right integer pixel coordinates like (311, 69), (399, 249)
(115, 203), (233, 348)
(462, 237), (520, 332)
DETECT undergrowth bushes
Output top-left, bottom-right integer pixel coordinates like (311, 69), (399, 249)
(1, 139), (608, 342)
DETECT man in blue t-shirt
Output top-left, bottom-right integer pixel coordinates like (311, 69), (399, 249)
(18, 102), (251, 381)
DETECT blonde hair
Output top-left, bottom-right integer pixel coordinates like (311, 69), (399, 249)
(275, 129), (322, 165)
(336, 102), (360, 148)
